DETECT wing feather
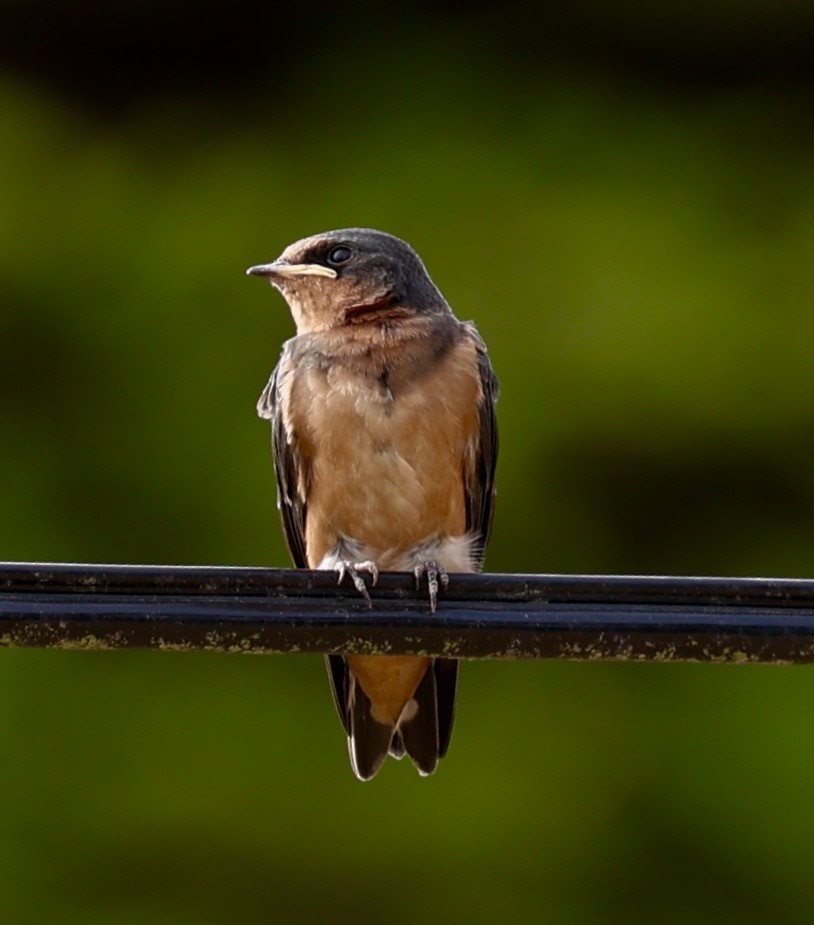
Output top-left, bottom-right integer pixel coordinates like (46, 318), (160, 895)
(258, 359), (309, 570)
(462, 325), (499, 569)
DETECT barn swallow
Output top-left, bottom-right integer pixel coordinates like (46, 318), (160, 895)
(247, 228), (498, 780)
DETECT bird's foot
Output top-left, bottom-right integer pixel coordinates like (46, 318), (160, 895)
(413, 561), (449, 613)
(335, 560), (379, 608)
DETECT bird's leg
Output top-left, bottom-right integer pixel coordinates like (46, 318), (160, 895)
(335, 560), (379, 608)
(413, 561), (449, 613)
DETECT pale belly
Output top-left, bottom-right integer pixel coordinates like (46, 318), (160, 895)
(300, 360), (479, 571)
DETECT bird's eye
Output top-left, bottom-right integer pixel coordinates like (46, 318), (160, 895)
(327, 245), (352, 266)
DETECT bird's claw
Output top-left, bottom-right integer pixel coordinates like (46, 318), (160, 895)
(413, 561), (449, 613)
(335, 560), (379, 608)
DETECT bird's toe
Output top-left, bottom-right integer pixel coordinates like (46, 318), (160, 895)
(414, 560), (449, 612)
(335, 560), (378, 608)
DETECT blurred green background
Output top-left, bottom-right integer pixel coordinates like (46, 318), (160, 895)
(3, 2), (814, 922)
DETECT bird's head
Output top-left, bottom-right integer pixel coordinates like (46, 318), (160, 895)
(247, 228), (447, 334)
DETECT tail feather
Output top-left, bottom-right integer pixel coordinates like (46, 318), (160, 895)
(434, 658), (459, 758)
(347, 672), (394, 781)
(326, 655), (459, 779)
(389, 730), (406, 760)
(397, 666), (440, 777)
(325, 655), (350, 734)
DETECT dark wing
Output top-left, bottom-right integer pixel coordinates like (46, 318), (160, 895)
(325, 654), (350, 735)
(462, 325), (499, 569)
(433, 656), (459, 758)
(259, 362), (353, 737)
(257, 360), (308, 569)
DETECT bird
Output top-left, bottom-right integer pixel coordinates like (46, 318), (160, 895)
(247, 228), (498, 780)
